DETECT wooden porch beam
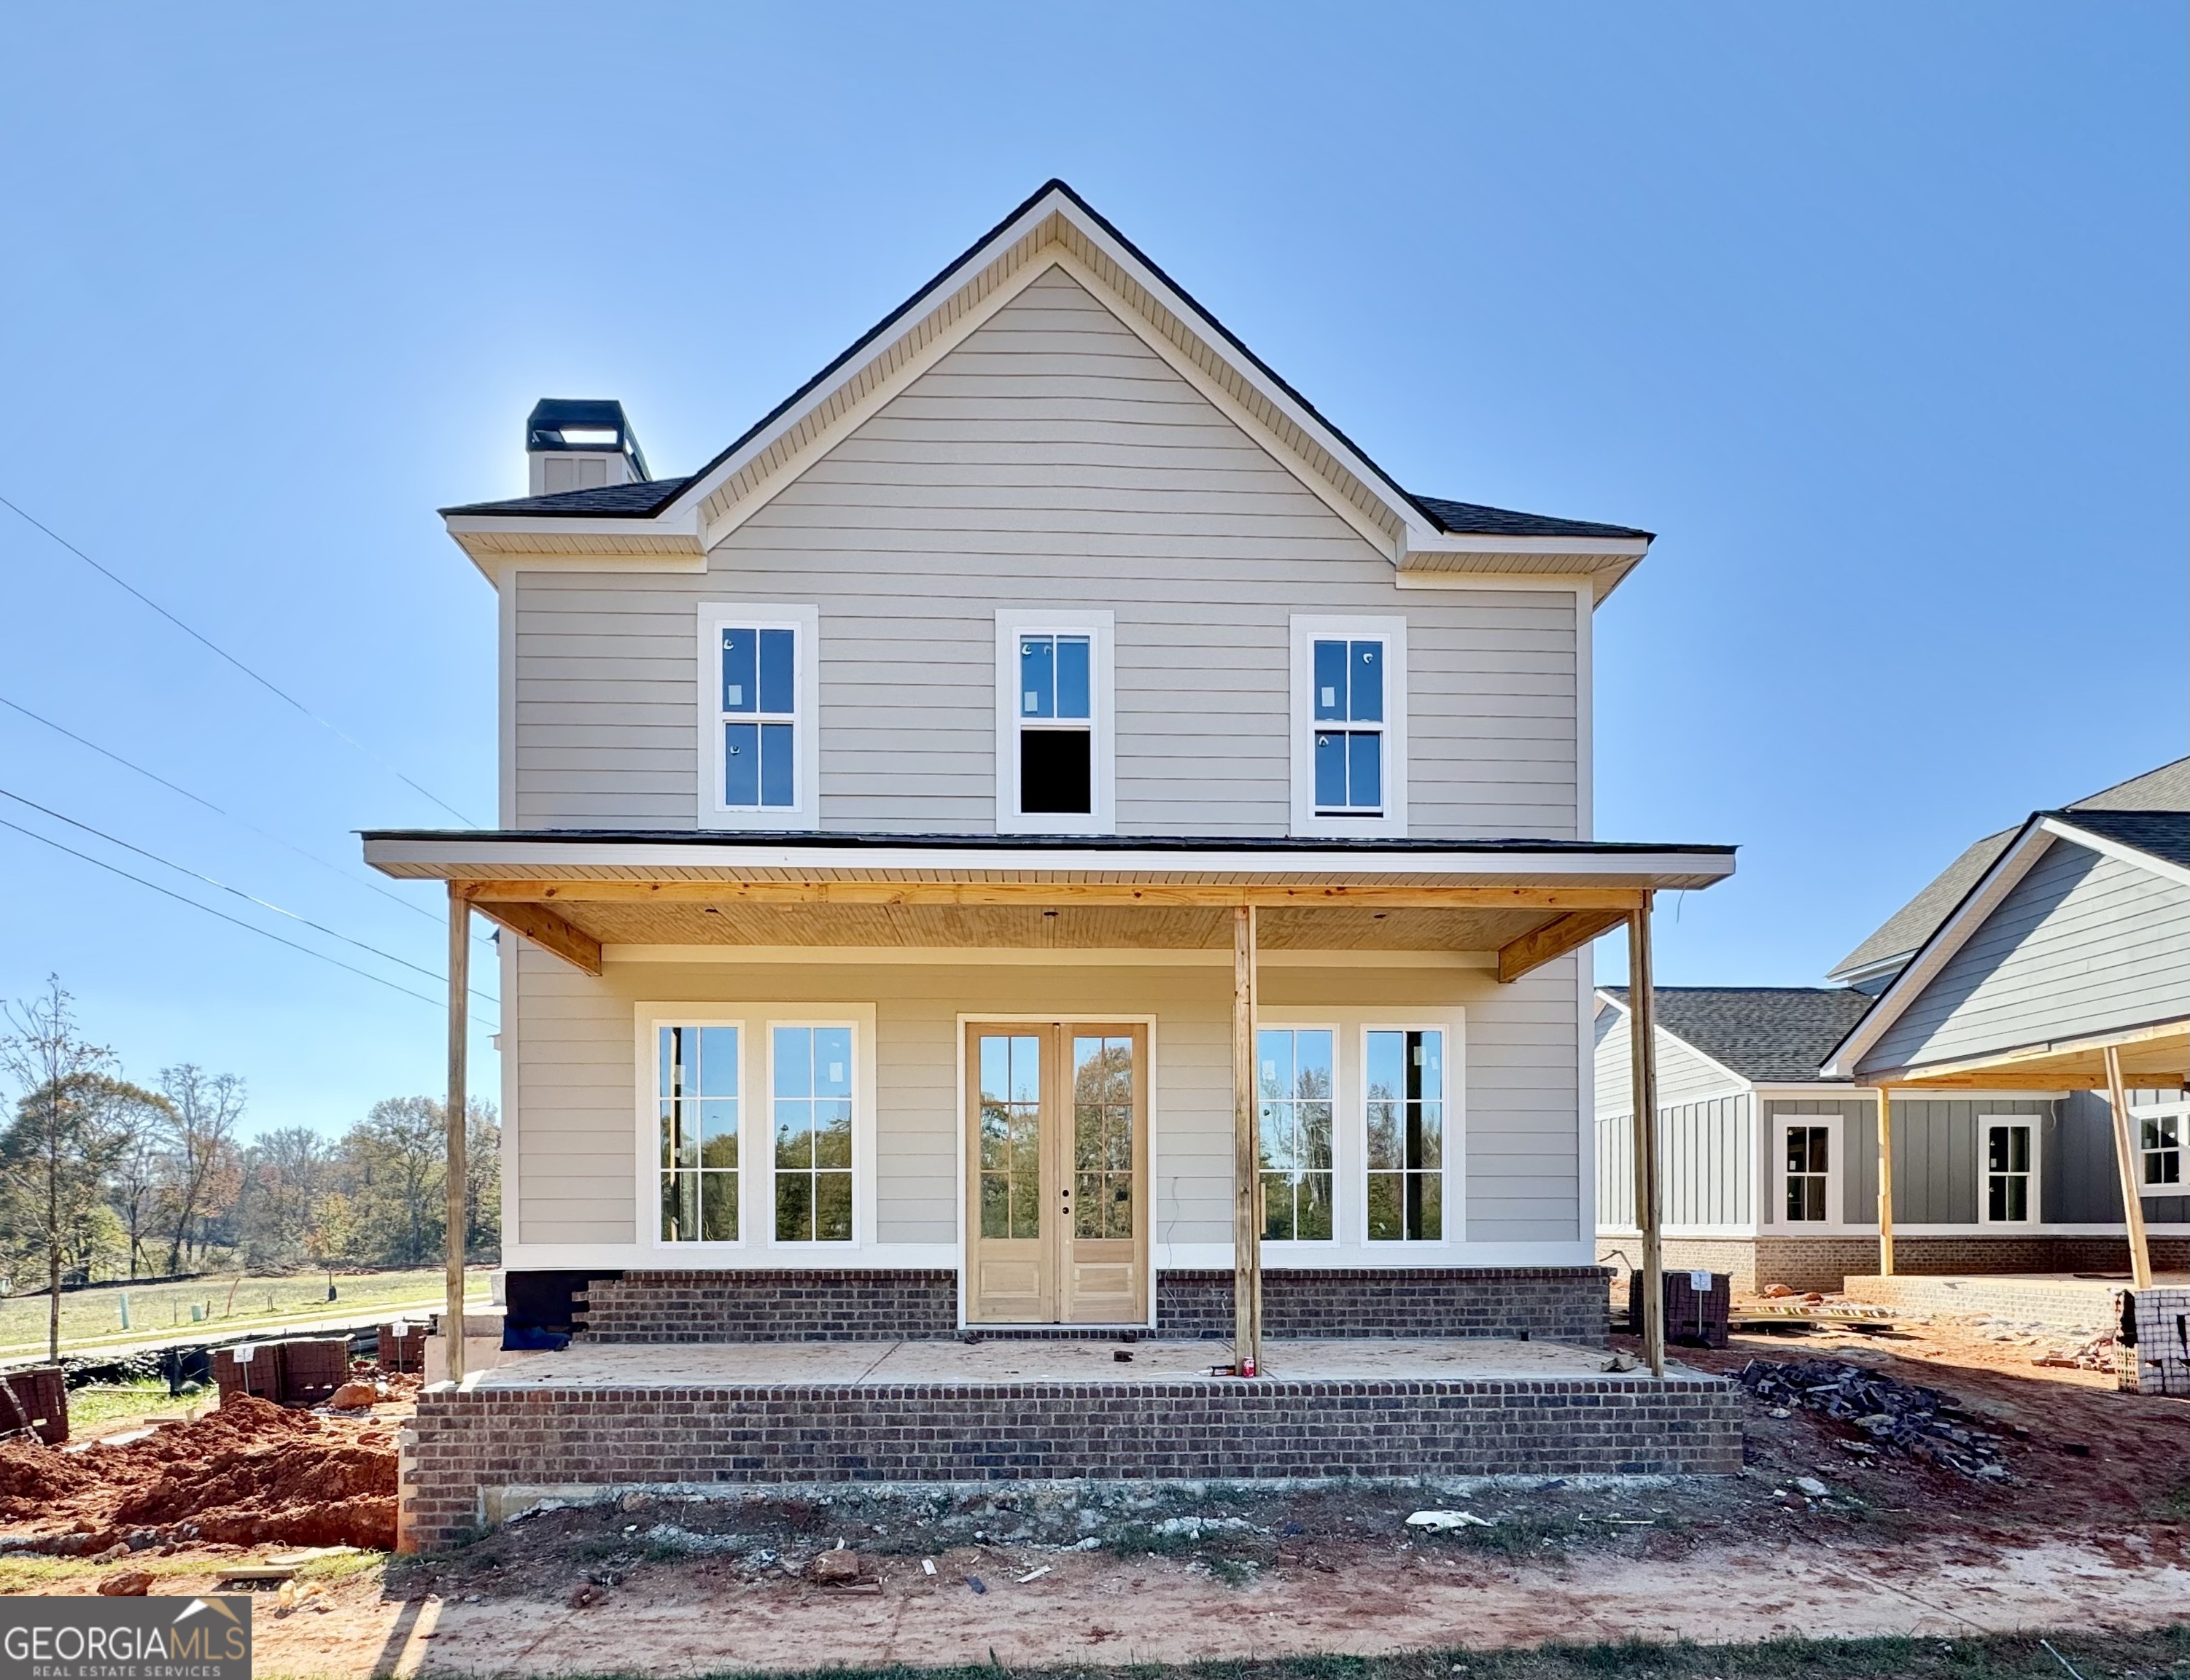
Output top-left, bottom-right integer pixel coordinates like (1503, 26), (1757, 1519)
(462, 895), (604, 976)
(1495, 909), (1628, 984)
(2103, 1045), (2154, 1291)
(455, 879), (1651, 912)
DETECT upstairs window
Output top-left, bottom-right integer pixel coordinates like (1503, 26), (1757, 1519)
(1313, 638), (1385, 815)
(995, 611), (1114, 833)
(700, 604), (819, 828)
(1290, 616), (1407, 836)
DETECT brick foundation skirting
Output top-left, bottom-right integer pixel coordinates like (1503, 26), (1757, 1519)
(405, 1373), (1740, 1552)
(1596, 1235), (2187, 1296)
(575, 1267), (1611, 1346)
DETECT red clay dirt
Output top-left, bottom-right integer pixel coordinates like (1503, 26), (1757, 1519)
(0, 1392), (397, 1551)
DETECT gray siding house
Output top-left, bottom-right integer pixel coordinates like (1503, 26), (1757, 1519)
(365, 180), (1735, 1351)
(1596, 764), (2189, 1294)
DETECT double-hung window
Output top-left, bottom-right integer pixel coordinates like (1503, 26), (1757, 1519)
(995, 610), (1114, 833)
(699, 604), (819, 828)
(1290, 616), (1407, 836)
(2137, 1101), (2185, 1189)
(1365, 1028), (1444, 1240)
(1257, 1028), (1335, 1241)
(657, 1025), (740, 1243)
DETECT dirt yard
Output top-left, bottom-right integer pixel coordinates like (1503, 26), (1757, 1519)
(0, 1312), (2183, 1677)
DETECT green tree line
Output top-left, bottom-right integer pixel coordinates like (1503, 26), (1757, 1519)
(0, 979), (499, 1355)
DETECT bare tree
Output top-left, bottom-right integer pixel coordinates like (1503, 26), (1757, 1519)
(0, 979), (117, 1361)
(157, 1065), (246, 1272)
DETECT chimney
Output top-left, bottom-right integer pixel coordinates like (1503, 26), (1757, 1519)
(525, 398), (650, 495)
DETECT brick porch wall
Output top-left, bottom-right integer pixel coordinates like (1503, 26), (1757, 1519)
(404, 1373), (1741, 1552)
(575, 1267), (1611, 1345)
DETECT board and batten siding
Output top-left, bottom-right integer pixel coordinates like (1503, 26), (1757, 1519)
(1860, 838), (2190, 1076)
(510, 268), (1581, 839)
(505, 941), (1584, 1257)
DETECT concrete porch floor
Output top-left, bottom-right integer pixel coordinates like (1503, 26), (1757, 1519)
(465, 1335), (1680, 1391)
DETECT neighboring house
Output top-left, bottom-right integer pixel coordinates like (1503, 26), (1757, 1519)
(365, 180), (1733, 1357)
(1596, 763), (2189, 1294)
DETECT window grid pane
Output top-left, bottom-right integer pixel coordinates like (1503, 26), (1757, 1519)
(774, 1025), (853, 1242)
(659, 1025), (738, 1243)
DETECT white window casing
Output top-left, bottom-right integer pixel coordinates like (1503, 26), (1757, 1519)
(697, 603), (820, 829)
(1289, 615), (1408, 837)
(994, 609), (1115, 835)
(636, 1003), (877, 1256)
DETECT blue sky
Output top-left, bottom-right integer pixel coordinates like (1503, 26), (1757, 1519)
(0, 6), (2182, 1135)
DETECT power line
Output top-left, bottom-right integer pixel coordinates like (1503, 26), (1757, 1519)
(0, 491), (481, 826)
(0, 786), (497, 1008)
(0, 691), (492, 942)
(0, 815), (494, 1027)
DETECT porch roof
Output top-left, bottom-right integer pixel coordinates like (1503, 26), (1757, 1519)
(360, 828), (1735, 980)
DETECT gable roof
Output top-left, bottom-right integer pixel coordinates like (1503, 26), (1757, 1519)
(1600, 985), (1873, 1084)
(440, 180), (1653, 588)
(1828, 757), (2190, 984)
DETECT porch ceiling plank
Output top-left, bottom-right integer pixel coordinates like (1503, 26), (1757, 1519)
(462, 895), (604, 976)
(1495, 909), (1629, 984)
(457, 879), (1648, 912)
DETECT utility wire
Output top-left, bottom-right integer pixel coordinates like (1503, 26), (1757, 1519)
(0, 491), (481, 826)
(0, 816), (494, 1026)
(0, 786), (497, 1008)
(0, 691), (494, 948)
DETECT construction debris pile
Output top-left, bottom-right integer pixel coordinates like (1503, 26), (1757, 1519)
(0, 1394), (397, 1552)
(1736, 1358), (2010, 1479)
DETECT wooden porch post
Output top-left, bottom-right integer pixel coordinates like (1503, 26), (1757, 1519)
(1232, 904), (1262, 1374)
(2103, 1045), (2154, 1291)
(1627, 896), (1663, 1379)
(445, 885), (470, 1383)
(1875, 1086), (1895, 1278)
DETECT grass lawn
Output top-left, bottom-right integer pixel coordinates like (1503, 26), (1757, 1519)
(0, 1267), (492, 1357)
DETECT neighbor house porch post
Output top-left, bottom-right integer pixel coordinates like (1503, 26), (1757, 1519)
(2103, 1045), (2154, 1291)
(1627, 895), (1663, 1378)
(445, 883), (470, 1382)
(1232, 903), (1262, 1374)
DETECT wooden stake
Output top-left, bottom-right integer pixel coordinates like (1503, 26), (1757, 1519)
(2103, 1045), (2154, 1291)
(1876, 1086), (1895, 1278)
(1232, 904), (1262, 1375)
(1627, 898), (1663, 1380)
(445, 884), (470, 1384)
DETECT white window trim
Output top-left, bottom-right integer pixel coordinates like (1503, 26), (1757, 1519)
(2132, 1098), (2188, 1197)
(1977, 1114), (2040, 1226)
(994, 609), (1115, 835)
(1289, 615), (1408, 837)
(1771, 1113), (1845, 1230)
(1253, 1019), (1343, 1248)
(697, 603), (821, 829)
(634, 1003), (877, 1258)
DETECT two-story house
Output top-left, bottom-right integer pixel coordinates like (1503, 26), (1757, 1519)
(367, 182), (1741, 1547)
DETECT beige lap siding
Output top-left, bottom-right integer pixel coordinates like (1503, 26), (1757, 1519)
(508, 944), (1585, 1256)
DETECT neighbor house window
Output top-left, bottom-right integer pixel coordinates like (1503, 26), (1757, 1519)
(699, 604), (820, 828)
(658, 1026), (739, 1243)
(1783, 1125), (1830, 1222)
(2138, 1104), (2184, 1188)
(1981, 1118), (2035, 1224)
(1258, 1028), (1335, 1241)
(773, 1025), (854, 1242)
(1365, 1028), (1443, 1240)
(1290, 616), (1407, 836)
(995, 611), (1114, 833)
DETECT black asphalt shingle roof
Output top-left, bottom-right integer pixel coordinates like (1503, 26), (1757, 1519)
(2048, 808), (2190, 870)
(1601, 986), (1874, 1084)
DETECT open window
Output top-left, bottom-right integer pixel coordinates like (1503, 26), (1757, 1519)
(1290, 616), (1407, 836)
(995, 610), (1114, 833)
(699, 604), (820, 828)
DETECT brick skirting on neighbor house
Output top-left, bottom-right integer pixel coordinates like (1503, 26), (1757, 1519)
(570, 1267), (1611, 1345)
(1596, 1235), (2187, 1295)
(403, 1372), (1739, 1552)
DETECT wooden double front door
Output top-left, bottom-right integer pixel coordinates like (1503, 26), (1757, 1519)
(964, 1022), (1149, 1325)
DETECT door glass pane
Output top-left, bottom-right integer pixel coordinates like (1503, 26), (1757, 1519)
(978, 1034), (1042, 1240)
(1074, 1033), (1134, 1240)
